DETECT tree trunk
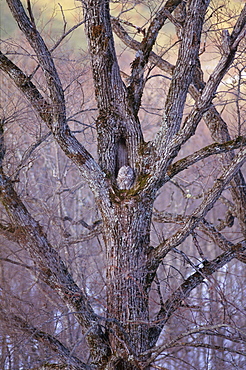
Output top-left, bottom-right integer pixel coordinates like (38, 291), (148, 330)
(103, 194), (153, 366)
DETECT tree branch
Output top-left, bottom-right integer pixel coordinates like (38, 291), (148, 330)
(0, 165), (111, 365)
(0, 257), (35, 271)
(0, 170), (96, 326)
(125, 0), (182, 114)
(148, 146), (246, 271)
(13, 131), (52, 180)
(174, 5), (246, 143)
(166, 136), (246, 180)
(3, 0), (112, 208)
(113, 5), (246, 220)
(201, 219), (246, 264)
(6, 0), (64, 113)
(153, 208), (246, 264)
(143, 323), (245, 364)
(83, 0), (126, 116)
(175, 342), (246, 356)
(50, 19), (85, 54)
(111, 17), (174, 76)
(154, 0), (209, 148)
(0, 305), (90, 370)
(147, 242), (246, 347)
(0, 50), (109, 209)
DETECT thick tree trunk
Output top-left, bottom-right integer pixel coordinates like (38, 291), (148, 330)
(103, 195), (153, 365)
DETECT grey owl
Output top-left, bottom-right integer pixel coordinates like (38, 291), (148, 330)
(116, 166), (135, 190)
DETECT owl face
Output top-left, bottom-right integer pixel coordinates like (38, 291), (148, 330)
(116, 166), (135, 190)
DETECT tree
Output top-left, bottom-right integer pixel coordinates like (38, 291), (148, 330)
(0, 0), (246, 369)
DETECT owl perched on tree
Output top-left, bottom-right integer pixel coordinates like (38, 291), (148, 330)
(116, 165), (135, 190)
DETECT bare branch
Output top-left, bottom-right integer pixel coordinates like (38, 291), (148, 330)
(201, 219), (246, 263)
(153, 209), (246, 264)
(176, 342), (246, 356)
(0, 52), (110, 207)
(231, 4), (246, 46)
(147, 242), (246, 346)
(0, 171), (96, 326)
(26, 0), (35, 27)
(50, 20), (86, 54)
(64, 218), (103, 244)
(154, 0), (209, 146)
(148, 146), (246, 270)
(13, 131), (52, 180)
(144, 324), (246, 364)
(0, 257), (35, 271)
(166, 136), (246, 180)
(0, 305), (90, 370)
(0, 51), (50, 121)
(111, 17), (174, 76)
(125, 0), (183, 114)
(6, 0), (64, 112)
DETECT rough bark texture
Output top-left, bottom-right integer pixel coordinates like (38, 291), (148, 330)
(105, 198), (152, 352)
(1, 0), (246, 369)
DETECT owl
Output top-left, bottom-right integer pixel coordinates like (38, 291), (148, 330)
(116, 166), (135, 190)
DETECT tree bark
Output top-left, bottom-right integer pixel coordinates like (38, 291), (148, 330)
(104, 197), (153, 357)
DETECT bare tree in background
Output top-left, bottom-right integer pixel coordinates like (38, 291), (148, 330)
(0, 0), (246, 369)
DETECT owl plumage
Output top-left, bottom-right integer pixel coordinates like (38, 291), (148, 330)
(116, 166), (135, 190)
